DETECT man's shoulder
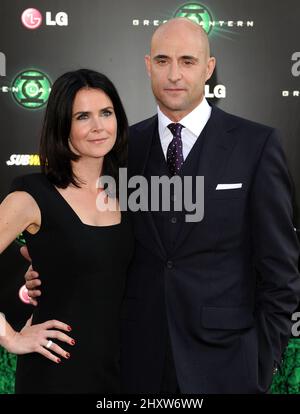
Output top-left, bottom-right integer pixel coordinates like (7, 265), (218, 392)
(214, 105), (274, 135)
(129, 115), (157, 135)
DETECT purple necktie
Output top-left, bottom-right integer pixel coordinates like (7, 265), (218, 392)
(167, 123), (184, 176)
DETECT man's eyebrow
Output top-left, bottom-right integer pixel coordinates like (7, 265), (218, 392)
(180, 55), (199, 61)
(153, 54), (169, 60)
(153, 54), (199, 61)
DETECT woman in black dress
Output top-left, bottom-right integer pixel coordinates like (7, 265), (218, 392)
(0, 69), (134, 393)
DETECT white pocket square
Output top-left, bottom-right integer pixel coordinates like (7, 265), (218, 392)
(216, 183), (243, 190)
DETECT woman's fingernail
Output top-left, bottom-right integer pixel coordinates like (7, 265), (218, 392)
(71, 339), (76, 345)
(66, 353), (70, 359)
(67, 326), (72, 331)
(57, 358), (61, 363)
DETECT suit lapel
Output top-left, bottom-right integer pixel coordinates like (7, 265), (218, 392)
(172, 105), (240, 254)
(129, 116), (168, 259)
(128, 116), (157, 178)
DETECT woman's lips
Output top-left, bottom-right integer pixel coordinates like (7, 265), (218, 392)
(88, 138), (108, 143)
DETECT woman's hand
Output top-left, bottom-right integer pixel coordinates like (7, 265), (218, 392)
(5, 317), (75, 363)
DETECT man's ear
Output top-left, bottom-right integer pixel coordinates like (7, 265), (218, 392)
(205, 57), (216, 82)
(144, 55), (151, 78)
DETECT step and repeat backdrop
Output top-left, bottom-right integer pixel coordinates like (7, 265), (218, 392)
(0, 0), (300, 393)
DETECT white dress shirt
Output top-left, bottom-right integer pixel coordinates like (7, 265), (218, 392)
(158, 98), (212, 161)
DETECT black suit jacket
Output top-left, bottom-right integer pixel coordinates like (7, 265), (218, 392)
(121, 105), (300, 393)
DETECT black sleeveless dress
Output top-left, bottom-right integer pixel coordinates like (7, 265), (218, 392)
(10, 173), (134, 394)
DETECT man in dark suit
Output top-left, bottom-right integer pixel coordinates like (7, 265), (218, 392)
(121, 18), (300, 394)
(25, 18), (300, 393)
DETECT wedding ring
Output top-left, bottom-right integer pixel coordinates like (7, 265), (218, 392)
(46, 340), (53, 349)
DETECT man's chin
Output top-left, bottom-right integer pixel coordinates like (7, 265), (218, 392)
(159, 98), (187, 111)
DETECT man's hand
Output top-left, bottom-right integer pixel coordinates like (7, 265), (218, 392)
(21, 246), (41, 306)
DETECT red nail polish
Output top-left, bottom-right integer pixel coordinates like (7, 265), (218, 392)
(71, 339), (76, 345)
(66, 353), (70, 359)
(57, 358), (61, 363)
(67, 326), (72, 331)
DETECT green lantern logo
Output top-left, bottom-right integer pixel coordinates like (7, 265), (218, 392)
(174, 3), (214, 34)
(12, 70), (51, 109)
(16, 233), (26, 246)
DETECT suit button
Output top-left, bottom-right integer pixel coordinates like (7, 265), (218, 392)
(170, 217), (177, 224)
(167, 260), (173, 269)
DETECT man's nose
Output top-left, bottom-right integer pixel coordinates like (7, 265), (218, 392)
(168, 62), (182, 82)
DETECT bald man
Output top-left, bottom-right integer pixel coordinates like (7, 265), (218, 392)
(25, 18), (300, 394)
(122, 18), (300, 394)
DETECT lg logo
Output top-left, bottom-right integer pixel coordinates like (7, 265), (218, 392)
(291, 52), (300, 77)
(0, 52), (5, 76)
(205, 84), (226, 99)
(21, 8), (42, 29)
(21, 8), (68, 29)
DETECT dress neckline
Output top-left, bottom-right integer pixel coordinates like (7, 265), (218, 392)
(47, 179), (122, 229)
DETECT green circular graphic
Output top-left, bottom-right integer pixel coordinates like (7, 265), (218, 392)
(12, 70), (52, 109)
(174, 3), (214, 34)
(16, 233), (26, 246)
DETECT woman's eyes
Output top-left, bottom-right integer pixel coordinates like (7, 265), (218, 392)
(76, 110), (113, 120)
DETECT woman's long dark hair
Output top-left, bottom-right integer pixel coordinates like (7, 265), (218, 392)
(39, 69), (128, 195)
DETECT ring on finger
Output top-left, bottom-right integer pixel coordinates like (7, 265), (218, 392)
(45, 340), (53, 349)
